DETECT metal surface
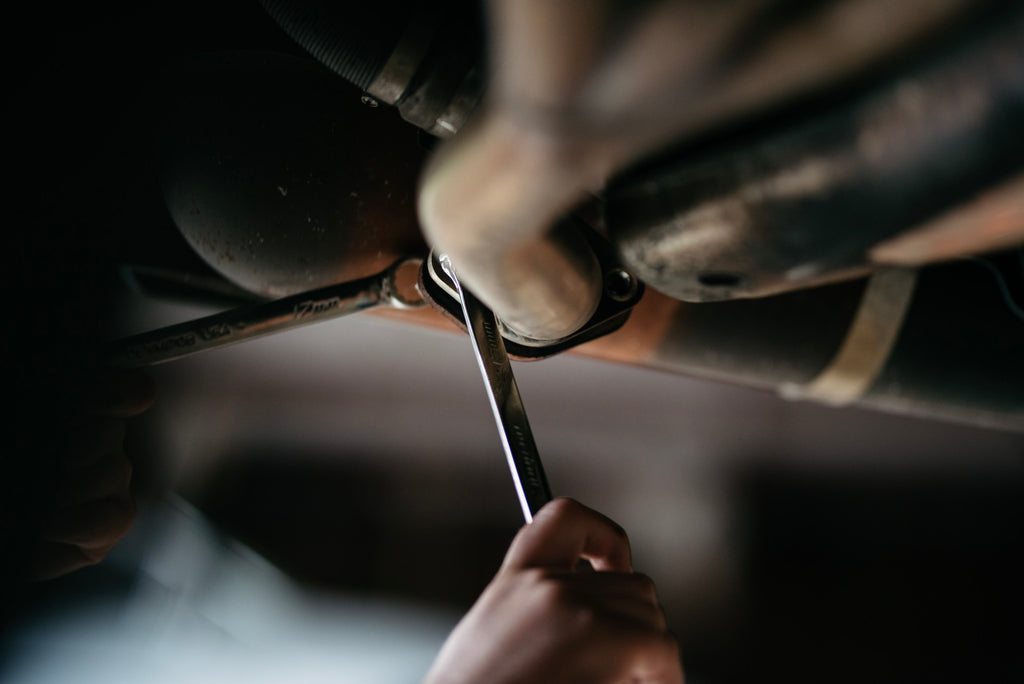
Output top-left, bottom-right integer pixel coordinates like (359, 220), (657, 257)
(870, 173), (1024, 266)
(608, 3), (1024, 301)
(418, 228), (644, 359)
(147, 1), (1021, 431)
(108, 257), (425, 368)
(258, 0), (411, 91)
(778, 267), (919, 406)
(161, 52), (427, 299)
(263, 0), (484, 139)
(439, 254), (552, 522)
(643, 257), (1024, 430)
(419, 151), (605, 340)
(365, 10), (437, 106)
(417, 0), (980, 340)
(394, 32), (483, 139)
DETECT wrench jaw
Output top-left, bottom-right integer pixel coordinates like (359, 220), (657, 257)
(420, 225), (644, 361)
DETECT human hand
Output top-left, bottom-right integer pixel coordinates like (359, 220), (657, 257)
(30, 369), (155, 580)
(422, 498), (682, 684)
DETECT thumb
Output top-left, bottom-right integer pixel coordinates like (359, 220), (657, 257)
(85, 369), (156, 418)
(502, 498), (632, 573)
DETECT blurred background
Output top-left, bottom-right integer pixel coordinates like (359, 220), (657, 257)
(5, 297), (1022, 683)
(3, 1), (1023, 683)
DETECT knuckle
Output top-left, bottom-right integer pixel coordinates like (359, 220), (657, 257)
(520, 567), (548, 587)
(508, 523), (532, 549)
(663, 631), (682, 665)
(114, 498), (137, 537)
(79, 543), (115, 565)
(570, 603), (600, 631)
(633, 572), (657, 597)
(524, 570), (578, 611)
(95, 497), (136, 543)
(536, 576), (570, 606)
(609, 519), (629, 542)
(545, 497), (579, 519)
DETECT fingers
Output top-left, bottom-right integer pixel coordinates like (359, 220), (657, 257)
(55, 451), (132, 507)
(568, 589), (667, 633)
(49, 412), (135, 553)
(534, 570), (678, 683)
(503, 498), (632, 572)
(30, 541), (118, 582)
(530, 569), (668, 633)
(24, 370), (152, 582)
(559, 571), (661, 608)
(31, 495), (135, 580)
(594, 596), (667, 633)
(84, 369), (156, 418)
(64, 418), (127, 469)
(425, 499), (683, 684)
(44, 496), (136, 549)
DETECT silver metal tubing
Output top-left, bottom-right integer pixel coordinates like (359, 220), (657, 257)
(107, 257), (424, 368)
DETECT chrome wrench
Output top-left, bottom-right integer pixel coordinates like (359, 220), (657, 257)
(107, 256), (425, 367)
(439, 254), (553, 523)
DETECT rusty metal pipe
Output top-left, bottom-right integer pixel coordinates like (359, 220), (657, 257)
(418, 115), (604, 343)
(418, 0), (979, 341)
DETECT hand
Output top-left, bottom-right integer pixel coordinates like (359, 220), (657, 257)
(30, 369), (155, 580)
(422, 498), (683, 684)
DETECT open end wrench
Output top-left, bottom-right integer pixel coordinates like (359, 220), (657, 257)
(439, 253), (553, 523)
(107, 256), (426, 367)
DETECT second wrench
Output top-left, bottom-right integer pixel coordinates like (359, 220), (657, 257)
(107, 256), (425, 367)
